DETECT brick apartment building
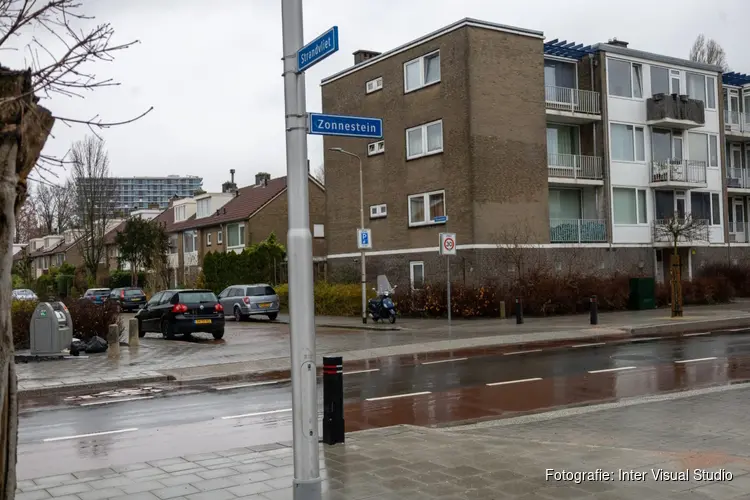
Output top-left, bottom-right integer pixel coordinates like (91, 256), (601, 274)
(320, 17), (744, 289)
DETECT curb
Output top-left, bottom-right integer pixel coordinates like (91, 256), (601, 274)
(276, 319), (401, 332)
(17, 374), (173, 399)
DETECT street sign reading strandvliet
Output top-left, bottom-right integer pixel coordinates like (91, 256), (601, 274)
(297, 26), (339, 72)
(308, 113), (383, 139)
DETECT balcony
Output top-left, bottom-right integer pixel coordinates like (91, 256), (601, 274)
(729, 221), (749, 243)
(649, 160), (707, 189)
(726, 167), (750, 192)
(547, 154), (603, 185)
(545, 86), (601, 124)
(646, 93), (705, 130)
(549, 219), (607, 243)
(724, 111), (750, 140)
(652, 218), (710, 244)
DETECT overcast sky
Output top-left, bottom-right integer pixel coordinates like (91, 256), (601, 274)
(6, 0), (750, 192)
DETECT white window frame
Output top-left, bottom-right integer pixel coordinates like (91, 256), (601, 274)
(217, 230), (223, 244)
(607, 58), (643, 99)
(406, 120), (443, 160)
(403, 50), (440, 93)
(410, 261), (425, 290)
(367, 140), (385, 156)
(408, 190), (446, 227)
(174, 205), (186, 222)
(370, 204), (387, 219)
(686, 72), (717, 110)
(313, 224), (325, 238)
(612, 187), (648, 226)
(226, 223), (245, 249)
(206, 232), (212, 246)
(196, 198), (211, 218)
(609, 122), (645, 163)
(690, 191), (722, 226)
(183, 230), (198, 254)
(365, 76), (383, 94)
(687, 131), (717, 167)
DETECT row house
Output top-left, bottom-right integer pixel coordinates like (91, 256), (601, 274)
(27, 230), (84, 278)
(102, 208), (164, 272)
(164, 172), (326, 287)
(320, 17), (737, 288)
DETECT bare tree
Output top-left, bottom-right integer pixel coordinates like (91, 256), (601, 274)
(314, 163), (325, 184)
(34, 183), (55, 234)
(1, 3), (150, 494)
(72, 136), (115, 279)
(14, 195), (40, 243)
(653, 213), (709, 317)
(492, 218), (548, 285)
(689, 34), (729, 71)
(53, 180), (75, 233)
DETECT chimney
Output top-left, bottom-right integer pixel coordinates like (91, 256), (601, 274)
(608, 38), (629, 48)
(222, 169), (238, 194)
(255, 172), (271, 186)
(230, 169), (235, 184)
(353, 49), (381, 65)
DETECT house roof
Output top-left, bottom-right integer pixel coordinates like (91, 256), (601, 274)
(29, 237), (79, 258)
(103, 220), (127, 245)
(592, 43), (722, 73)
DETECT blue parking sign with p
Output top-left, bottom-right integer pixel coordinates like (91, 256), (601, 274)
(357, 229), (372, 249)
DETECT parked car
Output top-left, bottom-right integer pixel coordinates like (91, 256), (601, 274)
(218, 284), (279, 321)
(83, 288), (111, 305)
(135, 289), (225, 340)
(109, 287), (147, 311)
(12, 289), (38, 301)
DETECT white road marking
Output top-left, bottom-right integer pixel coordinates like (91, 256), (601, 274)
(43, 428), (138, 443)
(588, 366), (637, 374)
(421, 357), (468, 365)
(221, 408), (293, 420)
(365, 391), (431, 402)
(572, 342), (605, 348)
(628, 337), (662, 342)
(486, 377), (542, 387)
(214, 379), (291, 391)
(80, 396), (154, 407)
(726, 328), (750, 332)
(344, 369), (380, 375)
(683, 332), (711, 337)
(504, 349), (543, 356)
(675, 357), (718, 364)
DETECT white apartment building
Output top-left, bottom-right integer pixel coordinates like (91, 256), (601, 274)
(722, 72), (750, 244)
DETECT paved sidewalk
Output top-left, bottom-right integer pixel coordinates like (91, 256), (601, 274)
(15, 301), (750, 396)
(16, 384), (750, 499)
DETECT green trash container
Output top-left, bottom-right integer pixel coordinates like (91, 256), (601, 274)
(629, 277), (656, 310)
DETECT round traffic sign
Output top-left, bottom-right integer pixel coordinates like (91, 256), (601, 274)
(443, 236), (455, 252)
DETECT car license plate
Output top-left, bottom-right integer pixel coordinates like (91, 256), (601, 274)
(131, 298), (141, 301)
(195, 319), (212, 325)
(259, 303), (271, 309)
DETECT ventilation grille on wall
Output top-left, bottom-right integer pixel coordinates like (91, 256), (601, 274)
(367, 140), (385, 156)
(366, 77), (383, 94)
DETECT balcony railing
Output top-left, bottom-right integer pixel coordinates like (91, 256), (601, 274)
(549, 219), (607, 243)
(652, 219), (710, 243)
(547, 154), (603, 180)
(726, 167), (750, 189)
(725, 110), (750, 133)
(647, 93), (705, 126)
(650, 160), (707, 185)
(545, 86), (601, 115)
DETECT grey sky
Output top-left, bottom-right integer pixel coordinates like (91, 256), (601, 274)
(7, 0), (749, 192)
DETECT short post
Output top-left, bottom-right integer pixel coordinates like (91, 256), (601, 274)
(499, 300), (506, 319)
(128, 318), (140, 347)
(515, 297), (524, 324)
(590, 295), (598, 325)
(107, 324), (120, 357)
(322, 356), (345, 445)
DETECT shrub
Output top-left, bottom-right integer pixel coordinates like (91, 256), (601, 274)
(12, 299), (37, 349)
(109, 270), (147, 289)
(697, 263), (750, 297)
(63, 298), (122, 342)
(275, 282), (376, 316)
(656, 275), (735, 307)
(203, 233), (286, 293)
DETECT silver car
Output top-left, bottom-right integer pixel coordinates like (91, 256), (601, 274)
(218, 284), (280, 322)
(12, 289), (38, 301)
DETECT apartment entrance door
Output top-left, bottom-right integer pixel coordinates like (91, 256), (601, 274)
(733, 198), (746, 242)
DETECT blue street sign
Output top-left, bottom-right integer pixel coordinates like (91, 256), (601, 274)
(309, 113), (383, 139)
(434, 215), (448, 223)
(297, 26), (339, 72)
(357, 228), (372, 250)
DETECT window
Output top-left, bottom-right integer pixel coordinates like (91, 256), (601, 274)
(370, 204), (387, 219)
(183, 230), (197, 253)
(196, 198), (211, 218)
(688, 132), (709, 165)
(610, 123), (645, 162)
(709, 135), (718, 167)
(408, 190), (445, 227)
(206, 232), (212, 246)
(691, 192), (721, 225)
(367, 140), (385, 156)
(608, 59), (642, 98)
(686, 73), (716, 109)
(404, 51), (440, 92)
(548, 189), (581, 220)
(410, 261), (425, 290)
(406, 120), (443, 159)
(613, 188), (647, 224)
(217, 230), (223, 244)
(543, 59), (575, 89)
(366, 77), (383, 94)
(168, 234), (178, 254)
(227, 223), (245, 248)
(313, 224), (325, 238)
(651, 66), (669, 95)
(174, 205), (186, 222)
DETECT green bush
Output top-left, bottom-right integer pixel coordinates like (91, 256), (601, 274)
(11, 299), (37, 349)
(56, 274), (75, 297)
(275, 282), (377, 316)
(203, 233), (286, 293)
(109, 270), (147, 289)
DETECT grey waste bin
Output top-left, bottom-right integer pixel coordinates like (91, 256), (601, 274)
(30, 302), (73, 355)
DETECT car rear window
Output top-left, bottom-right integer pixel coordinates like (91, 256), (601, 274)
(125, 289), (144, 297)
(178, 291), (218, 303)
(89, 289), (109, 296)
(247, 286), (276, 296)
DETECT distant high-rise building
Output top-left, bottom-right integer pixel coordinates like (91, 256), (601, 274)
(79, 175), (204, 212)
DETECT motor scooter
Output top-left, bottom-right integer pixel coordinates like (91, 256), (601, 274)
(368, 285), (397, 323)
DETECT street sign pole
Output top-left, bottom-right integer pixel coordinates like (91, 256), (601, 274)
(281, 1), (321, 499)
(439, 232), (456, 337)
(447, 254), (451, 330)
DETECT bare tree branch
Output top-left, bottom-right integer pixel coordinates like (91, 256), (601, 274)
(313, 163), (324, 184)
(689, 33), (729, 71)
(652, 212), (710, 255)
(33, 182), (55, 233)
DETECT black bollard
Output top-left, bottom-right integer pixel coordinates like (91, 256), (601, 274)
(590, 295), (598, 325)
(515, 297), (524, 324)
(322, 356), (345, 445)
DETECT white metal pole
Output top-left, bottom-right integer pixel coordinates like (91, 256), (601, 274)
(280, 1), (321, 498)
(447, 255), (451, 332)
(359, 156), (367, 324)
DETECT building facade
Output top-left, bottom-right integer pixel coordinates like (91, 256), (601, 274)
(78, 175), (204, 213)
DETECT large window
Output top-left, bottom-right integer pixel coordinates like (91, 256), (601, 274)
(227, 223), (245, 248)
(168, 234), (178, 254)
(613, 188), (647, 225)
(410, 261), (425, 290)
(686, 72), (716, 109)
(183, 230), (197, 253)
(690, 192), (721, 225)
(548, 189), (581, 220)
(610, 123), (645, 162)
(688, 132), (709, 165)
(546, 125), (579, 155)
(608, 59), (642, 98)
(651, 66), (669, 95)
(404, 51), (440, 92)
(408, 190), (445, 227)
(406, 120), (443, 159)
(174, 205), (186, 222)
(196, 198), (210, 218)
(544, 60), (576, 89)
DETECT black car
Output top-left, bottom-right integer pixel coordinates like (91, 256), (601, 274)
(135, 289), (225, 340)
(109, 287), (147, 311)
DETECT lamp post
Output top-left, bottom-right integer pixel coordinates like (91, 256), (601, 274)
(329, 147), (367, 324)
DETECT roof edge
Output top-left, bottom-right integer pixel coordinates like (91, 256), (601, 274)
(593, 43), (722, 73)
(320, 18), (543, 86)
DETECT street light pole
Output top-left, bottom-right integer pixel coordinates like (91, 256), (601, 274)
(281, 1), (321, 499)
(329, 148), (367, 324)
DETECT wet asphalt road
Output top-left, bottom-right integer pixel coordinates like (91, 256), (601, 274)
(17, 333), (750, 479)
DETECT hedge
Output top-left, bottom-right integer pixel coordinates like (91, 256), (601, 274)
(275, 283), (377, 317)
(203, 233), (285, 293)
